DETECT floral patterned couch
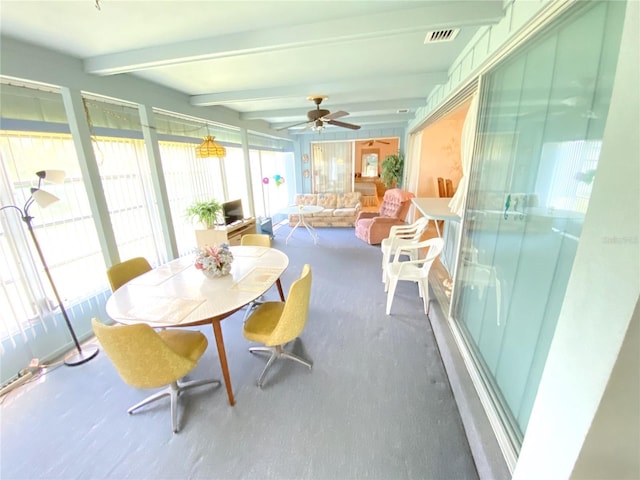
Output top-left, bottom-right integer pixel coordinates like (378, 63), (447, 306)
(288, 192), (362, 227)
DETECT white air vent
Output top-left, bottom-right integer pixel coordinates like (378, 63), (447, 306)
(397, 108), (409, 114)
(424, 28), (460, 44)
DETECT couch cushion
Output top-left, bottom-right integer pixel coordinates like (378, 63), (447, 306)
(295, 194), (318, 206)
(313, 208), (335, 217)
(355, 218), (374, 243)
(379, 200), (402, 218)
(316, 193), (337, 209)
(333, 207), (357, 217)
(379, 189), (414, 218)
(338, 192), (361, 208)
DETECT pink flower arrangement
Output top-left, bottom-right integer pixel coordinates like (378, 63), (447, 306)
(194, 243), (234, 277)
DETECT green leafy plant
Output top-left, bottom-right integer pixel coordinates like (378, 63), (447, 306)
(380, 152), (404, 188)
(185, 199), (222, 229)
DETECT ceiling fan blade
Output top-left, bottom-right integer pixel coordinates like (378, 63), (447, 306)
(322, 110), (348, 121)
(378, 140), (391, 145)
(327, 119), (361, 130)
(276, 120), (310, 131)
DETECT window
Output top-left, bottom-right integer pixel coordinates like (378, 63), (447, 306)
(311, 141), (353, 193)
(450, 0), (625, 459)
(1, 131), (105, 340)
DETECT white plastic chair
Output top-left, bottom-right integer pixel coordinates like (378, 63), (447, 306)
(381, 217), (430, 284)
(385, 237), (444, 315)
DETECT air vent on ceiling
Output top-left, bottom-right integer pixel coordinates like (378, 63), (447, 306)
(397, 109), (409, 114)
(424, 28), (460, 44)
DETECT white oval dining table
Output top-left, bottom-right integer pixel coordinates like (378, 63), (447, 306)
(105, 245), (289, 406)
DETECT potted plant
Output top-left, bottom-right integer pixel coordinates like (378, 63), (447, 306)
(185, 199), (222, 229)
(380, 152), (404, 188)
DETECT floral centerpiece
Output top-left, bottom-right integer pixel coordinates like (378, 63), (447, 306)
(194, 243), (234, 278)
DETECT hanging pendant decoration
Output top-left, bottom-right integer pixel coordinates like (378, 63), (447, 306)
(195, 136), (226, 158)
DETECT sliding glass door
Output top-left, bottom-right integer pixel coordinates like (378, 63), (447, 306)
(452, 0), (626, 451)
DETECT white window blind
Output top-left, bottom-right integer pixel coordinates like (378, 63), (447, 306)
(0, 132), (106, 347)
(158, 140), (225, 256)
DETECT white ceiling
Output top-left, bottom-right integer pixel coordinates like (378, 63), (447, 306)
(0, 1), (505, 134)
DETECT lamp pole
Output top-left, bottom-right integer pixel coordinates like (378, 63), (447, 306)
(0, 172), (98, 366)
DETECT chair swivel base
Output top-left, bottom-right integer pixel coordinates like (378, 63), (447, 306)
(249, 344), (312, 388)
(127, 377), (220, 433)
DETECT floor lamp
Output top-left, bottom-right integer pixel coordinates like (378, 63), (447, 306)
(0, 170), (99, 366)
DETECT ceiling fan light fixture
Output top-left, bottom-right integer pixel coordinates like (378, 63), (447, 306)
(195, 135), (226, 158)
(279, 96), (360, 131)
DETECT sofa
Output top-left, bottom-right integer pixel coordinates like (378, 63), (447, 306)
(355, 188), (415, 244)
(288, 192), (362, 227)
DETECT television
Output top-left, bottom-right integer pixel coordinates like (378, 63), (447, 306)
(222, 199), (244, 225)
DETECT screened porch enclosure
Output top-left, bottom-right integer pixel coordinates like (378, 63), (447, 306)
(0, 85), (294, 384)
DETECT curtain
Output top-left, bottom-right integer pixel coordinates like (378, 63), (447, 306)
(311, 141), (352, 193)
(403, 131), (424, 223)
(405, 131), (423, 220)
(448, 93), (479, 217)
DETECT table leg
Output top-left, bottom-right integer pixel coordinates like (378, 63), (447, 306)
(300, 214), (318, 244)
(430, 218), (441, 237)
(276, 278), (285, 301)
(212, 320), (235, 406)
(286, 217), (303, 245)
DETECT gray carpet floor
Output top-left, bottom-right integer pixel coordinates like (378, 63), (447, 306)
(0, 225), (478, 480)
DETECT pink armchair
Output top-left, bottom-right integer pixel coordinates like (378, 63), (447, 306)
(354, 189), (415, 245)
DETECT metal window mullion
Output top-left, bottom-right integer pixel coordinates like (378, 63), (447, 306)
(240, 128), (256, 218)
(139, 104), (178, 261)
(61, 88), (119, 267)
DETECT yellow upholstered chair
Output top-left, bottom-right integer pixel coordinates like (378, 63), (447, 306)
(106, 257), (152, 292)
(241, 233), (271, 248)
(240, 234), (272, 322)
(243, 264), (312, 387)
(91, 318), (219, 433)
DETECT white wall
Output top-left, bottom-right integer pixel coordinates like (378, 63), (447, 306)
(571, 299), (639, 479)
(513, 1), (640, 477)
(409, 0), (554, 133)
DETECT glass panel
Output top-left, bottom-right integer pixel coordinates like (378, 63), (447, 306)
(452, 0), (625, 445)
(311, 141), (353, 193)
(223, 146), (250, 217)
(0, 132), (106, 331)
(247, 131), (293, 151)
(159, 140), (224, 256)
(249, 149), (294, 218)
(154, 108), (241, 144)
(83, 96), (170, 265)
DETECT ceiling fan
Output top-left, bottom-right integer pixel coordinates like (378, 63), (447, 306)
(277, 96), (361, 131)
(359, 139), (391, 147)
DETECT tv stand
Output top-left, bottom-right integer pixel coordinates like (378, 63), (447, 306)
(195, 218), (257, 248)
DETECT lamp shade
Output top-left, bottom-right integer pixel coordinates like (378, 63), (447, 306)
(195, 136), (226, 158)
(30, 188), (60, 208)
(36, 170), (66, 184)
